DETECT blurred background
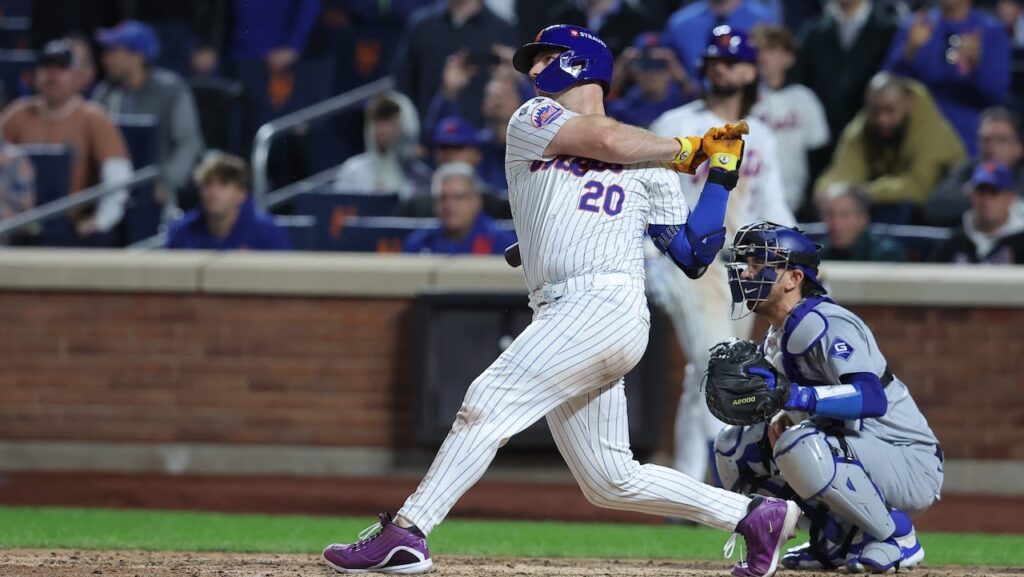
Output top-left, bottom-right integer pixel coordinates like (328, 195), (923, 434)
(0, 0), (1021, 535)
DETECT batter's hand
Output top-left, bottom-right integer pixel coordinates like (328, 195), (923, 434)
(702, 120), (748, 173)
(670, 136), (707, 175)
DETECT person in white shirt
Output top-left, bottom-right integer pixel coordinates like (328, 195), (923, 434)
(751, 25), (829, 213)
(649, 25), (795, 488)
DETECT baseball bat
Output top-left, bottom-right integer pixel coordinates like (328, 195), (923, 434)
(504, 242), (522, 268)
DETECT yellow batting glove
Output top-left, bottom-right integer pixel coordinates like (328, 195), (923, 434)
(670, 136), (707, 175)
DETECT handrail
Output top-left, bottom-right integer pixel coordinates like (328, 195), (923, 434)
(250, 75), (395, 209)
(0, 166), (159, 237)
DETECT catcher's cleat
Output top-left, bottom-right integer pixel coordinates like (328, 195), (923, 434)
(846, 526), (924, 574)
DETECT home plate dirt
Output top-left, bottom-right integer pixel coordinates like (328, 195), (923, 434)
(0, 550), (1017, 577)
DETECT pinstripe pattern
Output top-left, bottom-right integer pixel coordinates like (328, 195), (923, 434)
(397, 97), (751, 536)
(647, 101), (796, 482)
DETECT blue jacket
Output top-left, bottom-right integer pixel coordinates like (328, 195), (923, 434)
(607, 83), (691, 129)
(884, 8), (1010, 155)
(233, 0), (323, 60)
(166, 199), (292, 251)
(402, 213), (515, 255)
(663, 1), (778, 81)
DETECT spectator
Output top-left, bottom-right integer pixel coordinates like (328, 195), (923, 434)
(546, 0), (654, 58)
(66, 34), (98, 97)
(930, 162), (1024, 263)
(477, 69), (522, 192)
(334, 92), (430, 199)
(0, 39), (132, 239)
(883, 0), (1011, 155)
(166, 151), (291, 250)
(925, 106), (1024, 225)
(402, 162), (515, 255)
(996, 0), (1024, 47)
(607, 33), (694, 129)
(93, 20), (205, 220)
(394, 0), (518, 126)
(432, 116), (484, 169)
(663, 0), (778, 81)
(815, 73), (966, 222)
(231, 0), (322, 71)
(793, 0), (897, 158)
(751, 25), (830, 212)
(818, 182), (905, 261)
(0, 139), (36, 243)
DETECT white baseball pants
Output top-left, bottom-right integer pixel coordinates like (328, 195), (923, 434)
(399, 275), (751, 534)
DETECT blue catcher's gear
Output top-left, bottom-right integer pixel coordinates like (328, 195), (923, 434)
(701, 25), (758, 71)
(513, 24), (613, 96)
(726, 221), (825, 308)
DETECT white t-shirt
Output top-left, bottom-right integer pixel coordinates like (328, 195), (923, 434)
(505, 97), (690, 292)
(752, 84), (830, 211)
(649, 100), (796, 238)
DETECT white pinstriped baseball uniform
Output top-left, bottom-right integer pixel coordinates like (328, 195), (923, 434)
(398, 96), (753, 534)
(647, 102), (796, 483)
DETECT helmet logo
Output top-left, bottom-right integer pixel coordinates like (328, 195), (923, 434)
(560, 53), (585, 78)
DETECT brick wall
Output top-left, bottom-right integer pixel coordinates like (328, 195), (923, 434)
(2, 292), (1022, 460)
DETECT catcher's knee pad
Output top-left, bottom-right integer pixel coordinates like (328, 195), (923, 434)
(714, 423), (780, 495)
(774, 424), (895, 541)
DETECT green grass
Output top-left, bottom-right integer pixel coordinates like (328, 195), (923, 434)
(0, 506), (1021, 567)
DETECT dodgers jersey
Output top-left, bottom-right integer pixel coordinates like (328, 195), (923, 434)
(649, 101), (795, 236)
(505, 97), (690, 292)
(762, 299), (940, 447)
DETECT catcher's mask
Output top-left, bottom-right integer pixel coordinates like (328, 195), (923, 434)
(726, 221), (824, 317)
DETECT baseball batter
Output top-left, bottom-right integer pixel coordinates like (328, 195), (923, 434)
(713, 221), (943, 572)
(324, 25), (801, 577)
(647, 26), (795, 486)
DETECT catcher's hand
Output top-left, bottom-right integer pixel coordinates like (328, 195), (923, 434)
(704, 338), (788, 426)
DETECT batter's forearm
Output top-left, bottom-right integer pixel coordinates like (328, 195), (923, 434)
(546, 115), (681, 164)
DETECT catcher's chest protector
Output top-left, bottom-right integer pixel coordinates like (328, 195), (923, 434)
(778, 296), (835, 384)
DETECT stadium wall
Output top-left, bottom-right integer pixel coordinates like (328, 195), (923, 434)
(1, 250), (1022, 494)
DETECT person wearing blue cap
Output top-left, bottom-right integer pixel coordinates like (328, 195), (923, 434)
(931, 162), (1024, 263)
(606, 32), (695, 129)
(93, 20), (204, 219)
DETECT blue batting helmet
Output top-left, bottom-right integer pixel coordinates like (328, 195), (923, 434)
(513, 24), (613, 96)
(702, 25), (757, 71)
(727, 221), (825, 307)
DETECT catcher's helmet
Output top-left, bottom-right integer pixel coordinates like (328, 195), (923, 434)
(701, 25), (757, 72)
(513, 24), (613, 96)
(727, 221), (824, 307)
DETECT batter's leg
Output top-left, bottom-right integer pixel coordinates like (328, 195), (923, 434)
(547, 378), (751, 531)
(398, 287), (651, 535)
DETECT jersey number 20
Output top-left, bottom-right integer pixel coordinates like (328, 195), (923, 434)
(578, 180), (625, 216)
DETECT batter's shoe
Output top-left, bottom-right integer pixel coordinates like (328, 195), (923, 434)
(846, 526), (924, 573)
(724, 496), (801, 577)
(322, 513), (433, 574)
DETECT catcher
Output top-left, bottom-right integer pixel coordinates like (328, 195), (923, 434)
(704, 221), (944, 573)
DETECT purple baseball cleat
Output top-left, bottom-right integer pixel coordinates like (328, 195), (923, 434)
(724, 496), (801, 577)
(322, 513), (433, 574)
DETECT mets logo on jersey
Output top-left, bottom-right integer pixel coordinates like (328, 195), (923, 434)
(531, 102), (564, 128)
(829, 337), (854, 361)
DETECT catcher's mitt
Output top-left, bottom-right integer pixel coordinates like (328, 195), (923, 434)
(705, 339), (788, 426)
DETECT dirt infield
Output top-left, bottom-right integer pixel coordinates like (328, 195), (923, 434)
(1, 550), (1020, 577)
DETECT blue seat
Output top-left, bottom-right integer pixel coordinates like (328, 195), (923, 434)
(0, 18), (30, 50)
(0, 0), (30, 18)
(296, 192), (402, 250)
(327, 216), (430, 252)
(274, 214), (315, 250)
(112, 115), (161, 245)
(21, 143), (70, 205)
(0, 49), (34, 99)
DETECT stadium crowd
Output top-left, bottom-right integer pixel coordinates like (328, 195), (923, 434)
(0, 0), (1021, 263)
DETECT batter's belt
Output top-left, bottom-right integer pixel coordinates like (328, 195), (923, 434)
(529, 273), (643, 309)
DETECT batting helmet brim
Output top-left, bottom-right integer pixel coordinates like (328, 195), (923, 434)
(512, 42), (570, 74)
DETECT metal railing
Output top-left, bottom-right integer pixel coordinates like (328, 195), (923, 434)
(250, 75), (395, 209)
(0, 166), (159, 238)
